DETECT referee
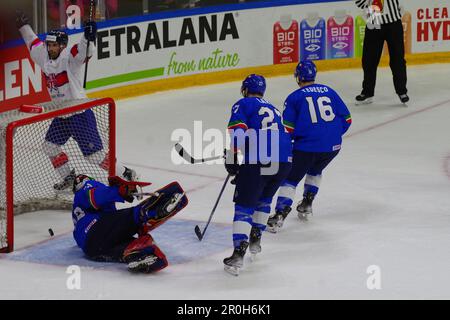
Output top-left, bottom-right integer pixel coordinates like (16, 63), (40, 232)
(355, 0), (409, 104)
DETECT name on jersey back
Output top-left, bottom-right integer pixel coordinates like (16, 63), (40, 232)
(301, 86), (329, 93)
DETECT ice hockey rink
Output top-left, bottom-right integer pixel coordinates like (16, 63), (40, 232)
(1, 63), (450, 300)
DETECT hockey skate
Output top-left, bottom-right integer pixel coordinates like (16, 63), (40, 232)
(266, 206), (292, 233)
(223, 241), (248, 276)
(296, 192), (315, 221)
(249, 227), (262, 260)
(122, 166), (137, 181)
(121, 166), (144, 199)
(54, 169), (76, 191)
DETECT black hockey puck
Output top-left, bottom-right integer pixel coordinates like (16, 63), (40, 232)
(48, 228), (54, 237)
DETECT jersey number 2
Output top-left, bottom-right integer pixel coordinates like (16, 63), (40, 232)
(259, 107), (280, 130)
(306, 96), (335, 123)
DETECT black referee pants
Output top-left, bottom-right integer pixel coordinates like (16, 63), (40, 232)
(362, 20), (407, 96)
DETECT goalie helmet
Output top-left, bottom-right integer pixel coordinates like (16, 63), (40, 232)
(295, 60), (317, 83)
(241, 74), (266, 97)
(73, 174), (94, 193)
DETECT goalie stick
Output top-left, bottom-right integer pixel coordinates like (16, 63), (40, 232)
(174, 143), (223, 164)
(194, 174), (231, 241)
(173, 144), (234, 239)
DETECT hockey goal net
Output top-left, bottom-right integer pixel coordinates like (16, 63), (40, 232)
(0, 98), (116, 253)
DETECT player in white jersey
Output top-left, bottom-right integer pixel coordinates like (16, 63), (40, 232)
(16, 11), (136, 189)
(18, 25), (92, 101)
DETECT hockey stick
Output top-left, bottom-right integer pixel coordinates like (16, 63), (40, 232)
(83, 0), (96, 89)
(174, 143), (223, 164)
(195, 174), (231, 241)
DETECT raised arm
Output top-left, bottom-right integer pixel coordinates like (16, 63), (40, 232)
(16, 12), (47, 68)
(69, 21), (97, 66)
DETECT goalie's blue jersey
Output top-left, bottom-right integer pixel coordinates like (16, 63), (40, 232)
(227, 97), (292, 164)
(282, 84), (352, 152)
(72, 180), (124, 250)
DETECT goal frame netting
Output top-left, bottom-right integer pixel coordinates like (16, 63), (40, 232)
(0, 97), (116, 253)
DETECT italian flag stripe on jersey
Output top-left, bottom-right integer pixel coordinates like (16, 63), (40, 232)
(345, 115), (352, 124)
(283, 120), (295, 133)
(87, 189), (99, 210)
(228, 121), (248, 130)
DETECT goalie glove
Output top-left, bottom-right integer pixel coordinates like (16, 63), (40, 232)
(108, 176), (151, 203)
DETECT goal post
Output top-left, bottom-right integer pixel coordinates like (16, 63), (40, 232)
(0, 98), (116, 253)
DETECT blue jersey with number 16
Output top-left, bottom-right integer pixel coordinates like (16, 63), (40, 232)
(282, 83), (352, 152)
(227, 97), (292, 164)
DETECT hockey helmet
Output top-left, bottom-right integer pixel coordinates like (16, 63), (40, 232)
(73, 174), (94, 193)
(46, 30), (68, 47)
(241, 74), (266, 97)
(295, 60), (317, 83)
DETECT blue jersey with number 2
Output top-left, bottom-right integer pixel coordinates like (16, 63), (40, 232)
(227, 97), (292, 164)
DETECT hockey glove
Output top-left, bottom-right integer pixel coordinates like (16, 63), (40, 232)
(84, 21), (97, 42)
(224, 149), (239, 176)
(15, 10), (30, 29)
(108, 175), (150, 203)
(108, 176), (137, 203)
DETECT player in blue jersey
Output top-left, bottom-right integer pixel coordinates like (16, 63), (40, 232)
(223, 74), (292, 275)
(71, 174), (188, 273)
(267, 60), (352, 233)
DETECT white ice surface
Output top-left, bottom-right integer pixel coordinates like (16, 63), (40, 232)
(1, 63), (450, 299)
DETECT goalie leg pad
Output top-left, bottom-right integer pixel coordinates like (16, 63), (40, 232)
(134, 182), (188, 232)
(122, 234), (168, 273)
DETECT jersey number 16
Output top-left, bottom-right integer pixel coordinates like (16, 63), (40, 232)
(306, 96), (335, 123)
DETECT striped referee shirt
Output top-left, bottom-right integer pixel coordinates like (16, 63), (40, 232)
(355, 0), (403, 24)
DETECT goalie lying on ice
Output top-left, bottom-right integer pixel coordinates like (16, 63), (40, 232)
(71, 174), (188, 273)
